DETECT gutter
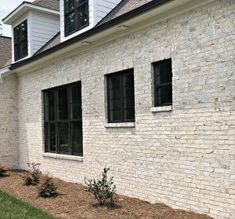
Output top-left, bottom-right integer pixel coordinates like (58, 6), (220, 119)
(10, 0), (172, 70)
(0, 66), (11, 77)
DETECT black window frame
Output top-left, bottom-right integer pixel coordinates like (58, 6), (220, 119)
(13, 20), (28, 61)
(106, 69), (135, 123)
(64, 0), (89, 36)
(153, 58), (173, 107)
(43, 82), (83, 156)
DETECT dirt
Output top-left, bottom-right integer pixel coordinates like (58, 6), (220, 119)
(0, 171), (213, 219)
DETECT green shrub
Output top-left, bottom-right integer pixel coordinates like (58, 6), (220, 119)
(20, 162), (41, 186)
(85, 168), (116, 205)
(0, 164), (8, 177)
(38, 177), (59, 198)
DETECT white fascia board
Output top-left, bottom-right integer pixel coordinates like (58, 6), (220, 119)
(0, 66), (11, 77)
(3, 3), (59, 24)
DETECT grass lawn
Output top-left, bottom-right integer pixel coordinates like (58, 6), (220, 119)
(0, 190), (54, 219)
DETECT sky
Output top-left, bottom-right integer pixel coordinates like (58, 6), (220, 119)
(0, 0), (33, 37)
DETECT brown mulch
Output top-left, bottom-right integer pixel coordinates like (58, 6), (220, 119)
(0, 171), (213, 219)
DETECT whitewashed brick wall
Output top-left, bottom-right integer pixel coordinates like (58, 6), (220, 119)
(0, 75), (18, 168)
(1, 0), (234, 218)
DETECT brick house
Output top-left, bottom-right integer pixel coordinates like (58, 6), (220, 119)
(0, 0), (234, 218)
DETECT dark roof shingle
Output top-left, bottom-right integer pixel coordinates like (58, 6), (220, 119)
(0, 36), (12, 68)
(31, 0), (60, 11)
(99, 0), (153, 24)
(35, 32), (60, 55)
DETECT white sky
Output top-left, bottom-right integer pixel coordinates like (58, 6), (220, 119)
(0, 0), (33, 37)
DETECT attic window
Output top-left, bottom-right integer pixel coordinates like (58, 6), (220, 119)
(64, 0), (89, 36)
(13, 20), (28, 61)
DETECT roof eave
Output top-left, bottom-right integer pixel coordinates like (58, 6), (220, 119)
(10, 0), (172, 70)
(3, 2), (59, 25)
(9, 0), (214, 72)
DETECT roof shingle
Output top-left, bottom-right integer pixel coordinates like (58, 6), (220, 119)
(31, 0), (60, 11)
(99, 0), (153, 24)
(0, 36), (12, 68)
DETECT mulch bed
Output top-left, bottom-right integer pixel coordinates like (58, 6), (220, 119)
(0, 171), (213, 219)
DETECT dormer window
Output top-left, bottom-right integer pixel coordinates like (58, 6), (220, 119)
(64, 0), (89, 36)
(13, 20), (28, 61)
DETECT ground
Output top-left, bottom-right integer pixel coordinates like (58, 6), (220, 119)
(0, 172), (213, 219)
(0, 190), (54, 219)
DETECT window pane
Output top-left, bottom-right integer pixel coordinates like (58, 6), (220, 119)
(45, 91), (55, 121)
(71, 122), (83, 155)
(158, 62), (172, 84)
(58, 88), (68, 120)
(13, 20), (28, 61)
(58, 123), (69, 154)
(14, 45), (19, 62)
(64, 0), (74, 13)
(78, 3), (89, 28)
(65, 12), (75, 34)
(44, 123), (49, 152)
(154, 59), (172, 106)
(107, 70), (135, 123)
(71, 85), (82, 119)
(20, 22), (27, 41)
(43, 82), (83, 156)
(14, 27), (20, 44)
(49, 123), (56, 152)
(157, 85), (172, 106)
(20, 40), (28, 58)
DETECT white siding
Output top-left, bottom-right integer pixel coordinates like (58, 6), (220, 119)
(30, 11), (60, 54)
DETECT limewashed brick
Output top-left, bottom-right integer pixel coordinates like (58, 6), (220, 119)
(0, 1), (234, 219)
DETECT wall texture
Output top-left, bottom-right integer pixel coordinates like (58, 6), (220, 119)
(0, 75), (18, 168)
(2, 0), (234, 218)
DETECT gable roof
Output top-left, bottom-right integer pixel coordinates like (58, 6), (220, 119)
(0, 36), (12, 68)
(31, 0), (60, 11)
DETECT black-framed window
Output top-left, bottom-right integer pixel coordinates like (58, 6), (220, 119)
(44, 82), (83, 156)
(64, 0), (89, 36)
(107, 69), (135, 123)
(13, 20), (28, 61)
(153, 59), (172, 107)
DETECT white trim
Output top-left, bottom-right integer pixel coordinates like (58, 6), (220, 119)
(3, 3), (59, 24)
(105, 122), (135, 128)
(42, 153), (83, 162)
(151, 106), (172, 113)
(0, 66), (11, 76)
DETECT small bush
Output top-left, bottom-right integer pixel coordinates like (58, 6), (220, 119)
(38, 177), (59, 198)
(85, 168), (116, 205)
(20, 162), (41, 186)
(0, 164), (8, 177)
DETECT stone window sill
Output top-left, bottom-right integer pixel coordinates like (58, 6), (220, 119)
(42, 153), (83, 162)
(105, 122), (135, 128)
(151, 105), (172, 113)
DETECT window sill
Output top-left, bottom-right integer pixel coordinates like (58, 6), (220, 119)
(42, 153), (83, 162)
(151, 105), (172, 113)
(105, 122), (135, 128)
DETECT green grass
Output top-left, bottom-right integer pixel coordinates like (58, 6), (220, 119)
(0, 190), (55, 219)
